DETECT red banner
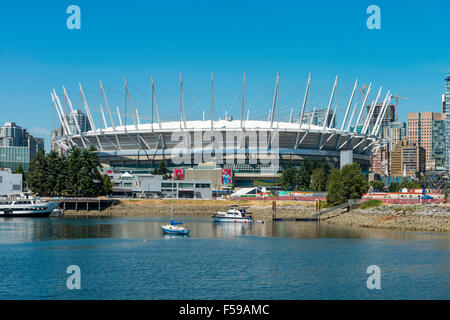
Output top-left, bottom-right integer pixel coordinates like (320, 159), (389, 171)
(173, 169), (184, 180)
(221, 169), (233, 185)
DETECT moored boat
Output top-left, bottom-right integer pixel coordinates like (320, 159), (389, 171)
(0, 198), (60, 218)
(212, 205), (253, 223)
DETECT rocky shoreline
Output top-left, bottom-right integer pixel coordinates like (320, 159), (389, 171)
(62, 199), (450, 232)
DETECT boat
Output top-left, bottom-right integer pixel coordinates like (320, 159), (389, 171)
(161, 219), (191, 235)
(212, 205), (253, 223)
(161, 182), (190, 235)
(0, 197), (60, 218)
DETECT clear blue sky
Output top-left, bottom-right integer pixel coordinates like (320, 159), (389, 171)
(1, 0), (449, 150)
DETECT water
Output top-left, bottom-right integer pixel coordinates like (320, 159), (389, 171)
(0, 216), (448, 300)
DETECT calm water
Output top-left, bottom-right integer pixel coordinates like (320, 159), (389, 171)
(0, 216), (448, 300)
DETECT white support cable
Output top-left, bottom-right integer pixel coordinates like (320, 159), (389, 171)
(79, 83), (96, 131)
(136, 109), (141, 126)
(63, 86), (82, 136)
(346, 102), (358, 132)
(362, 86), (382, 134)
(100, 105), (108, 129)
(53, 90), (72, 136)
(322, 75), (338, 131)
(116, 106), (123, 127)
(180, 73), (187, 128)
(270, 72), (280, 129)
(299, 107), (316, 145)
(373, 94), (392, 136)
(298, 72), (311, 128)
(353, 83), (371, 132)
(99, 80), (115, 129)
(51, 92), (69, 136)
(340, 78), (358, 131)
(124, 78), (138, 129)
(371, 91), (390, 136)
(240, 71), (246, 129)
(151, 76), (162, 130)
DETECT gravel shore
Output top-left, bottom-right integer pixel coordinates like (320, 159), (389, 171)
(63, 199), (450, 232)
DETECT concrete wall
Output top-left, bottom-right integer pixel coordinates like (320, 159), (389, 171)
(0, 168), (22, 195)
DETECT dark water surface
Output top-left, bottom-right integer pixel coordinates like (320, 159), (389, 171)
(0, 216), (448, 299)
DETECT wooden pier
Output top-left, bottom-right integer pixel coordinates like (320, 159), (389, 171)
(43, 197), (116, 212)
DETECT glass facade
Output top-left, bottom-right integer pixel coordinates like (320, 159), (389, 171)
(446, 76), (450, 173)
(0, 122), (44, 172)
(432, 119), (446, 171)
(0, 147), (31, 172)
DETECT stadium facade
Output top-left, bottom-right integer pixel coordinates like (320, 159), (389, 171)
(51, 74), (390, 188)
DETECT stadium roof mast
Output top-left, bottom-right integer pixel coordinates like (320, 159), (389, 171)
(79, 83), (96, 131)
(124, 78), (138, 130)
(353, 83), (371, 133)
(151, 75), (162, 130)
(99, 80), (115, 129)
(340, 79), (358, 131)
(211, 72), (214, 135)
(180, 73), (187, 129)
(63, 86), (87, 148)
(318, 75), (338, 148)
(362, 86), (382, 134)
(240, 71), (246, 129)
(53, 90), (72, 136)
(269, 72), (280, 129)
(294, 72), (311, 149)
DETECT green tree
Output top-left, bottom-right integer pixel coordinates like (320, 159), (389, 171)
(152, 161), (171, 179)
(101, 174), (114, 195)
(389, 182), (400, 192)
(280, 161), (298, 190)
(27, 150), (49, 195)
(66, 147), (83, 196)
(297, 158), (314, 190)
(326, 168), (343, 206)
(310, 167), (327, 192)
(326, 163), (368, 206)
(370, 180), (384, 192)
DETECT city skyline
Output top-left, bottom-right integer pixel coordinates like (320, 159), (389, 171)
(1, 1), (449, 150)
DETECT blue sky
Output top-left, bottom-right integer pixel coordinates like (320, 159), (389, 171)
(0, 0), (449, 149)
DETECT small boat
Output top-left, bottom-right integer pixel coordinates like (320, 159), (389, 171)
(161, 182), (190, 235)
(0, 197), (59, 218)
(161, 219), (191, 235)
(212, 205), (253, 223)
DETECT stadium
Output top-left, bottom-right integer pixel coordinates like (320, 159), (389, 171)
(51, 73), (389, 188)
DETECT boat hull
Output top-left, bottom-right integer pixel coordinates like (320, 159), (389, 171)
(161, 226), (190, 235)
(212, 216), (253, 223)
(0, 202), (59, 218)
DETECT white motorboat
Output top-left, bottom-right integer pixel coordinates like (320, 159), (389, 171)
(0, 198), (60, 218)
(212, 205), (253, 223)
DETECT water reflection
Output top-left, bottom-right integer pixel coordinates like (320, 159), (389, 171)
(0, 216), (449, 244)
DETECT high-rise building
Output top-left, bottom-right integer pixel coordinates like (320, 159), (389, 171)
(383, 121), (406, 153)
(51, 110), (91, 154)
(66, 109), (91, 135)
(390, 139), (425, 178)
(432, 118), (446, 171)
(300, 108), (336, 128)
(445, 76), (450, 173)
(407, 112), (445, 171)
(366, 103), (395, 138)
(370, 148), (389, 177)
(0, 122), (44, 172)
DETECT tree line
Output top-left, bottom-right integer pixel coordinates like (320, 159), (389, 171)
(280, 159), (369, 206)
(24, 146), (113, 197)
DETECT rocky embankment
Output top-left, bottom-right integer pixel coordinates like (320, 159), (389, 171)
(323, 204), (450, 232)
(63, 199), (315, 219)
(63, 199), (449, 232)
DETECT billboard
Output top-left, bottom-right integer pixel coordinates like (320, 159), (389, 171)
(221, 169), (233, 186)
(173, 169), (184, 180)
